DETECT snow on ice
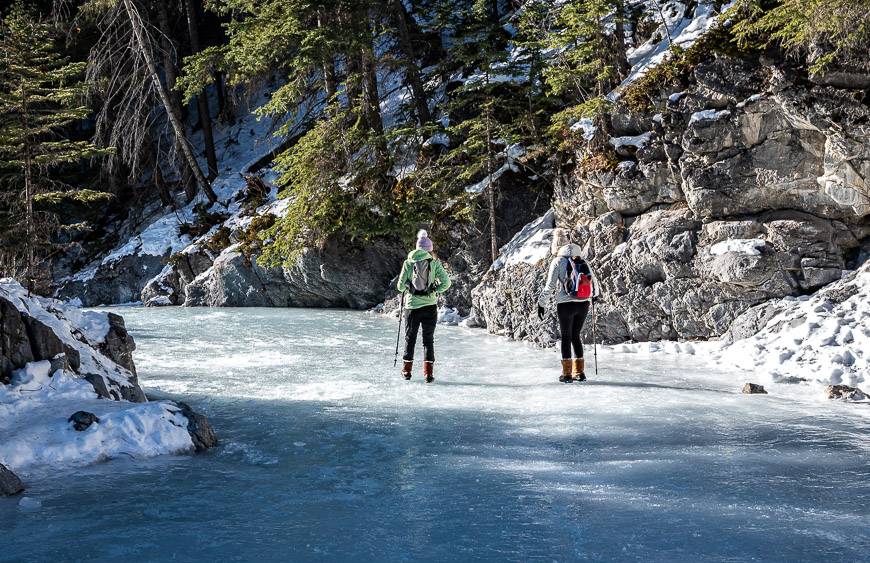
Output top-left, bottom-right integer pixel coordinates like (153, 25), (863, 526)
(615, 261), (869, 393)
(716, 263), (869, 389)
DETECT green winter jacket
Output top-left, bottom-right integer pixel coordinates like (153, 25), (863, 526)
(396, 249), (452, 310)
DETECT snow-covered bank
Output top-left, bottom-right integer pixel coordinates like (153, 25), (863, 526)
(720, 262), (869, 389)
(0, 364), (192, 474)
(614, 261), (870, 396)
(0, 279), (214, 488)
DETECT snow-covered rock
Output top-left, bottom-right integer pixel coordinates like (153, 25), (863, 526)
(0, 279), (216, 483)
(719, 261), (870, 388)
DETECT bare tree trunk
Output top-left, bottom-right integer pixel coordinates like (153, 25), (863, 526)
(316, 11), (338, 104)
(24, 142), (34, 293)
(122, 0), (217, 203)
(612, 0), (630, 80)
(183, 0), (219, 181)
(155, 0), (195, 199)
(360, 45), (384, 136)
(388, 0), (430, 126)
(484, 74), (497, 263)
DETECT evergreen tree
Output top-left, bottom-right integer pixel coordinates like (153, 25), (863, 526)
(0, 2), (107, 287)
(419, 1), (523, 261)
(732, 0), (870, 72)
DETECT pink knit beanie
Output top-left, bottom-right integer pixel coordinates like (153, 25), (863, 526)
(416, 229), (434, 252)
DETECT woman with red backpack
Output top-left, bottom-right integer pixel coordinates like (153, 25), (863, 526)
(396, 230), (451, 383)
(537, 228), (599, 383)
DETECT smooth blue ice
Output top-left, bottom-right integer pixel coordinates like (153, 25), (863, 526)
(3, 307), (870, 562)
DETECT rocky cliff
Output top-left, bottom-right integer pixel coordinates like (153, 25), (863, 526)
(472, 52), (869, 346)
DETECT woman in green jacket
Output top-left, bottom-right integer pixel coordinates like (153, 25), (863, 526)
(396, 230), (451, 383)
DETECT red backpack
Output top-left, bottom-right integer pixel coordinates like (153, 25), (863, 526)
(563, 256), (593, 299)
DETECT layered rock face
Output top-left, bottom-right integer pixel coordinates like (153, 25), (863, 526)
(473, 55), (870, 345)
(143, 236), (406, 308)
(57, 253), (167, 306)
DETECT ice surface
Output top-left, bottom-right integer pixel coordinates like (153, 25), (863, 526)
(3, 306), (868, 561)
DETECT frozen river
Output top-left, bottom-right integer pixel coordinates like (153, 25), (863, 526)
(3, 307), (870, 562)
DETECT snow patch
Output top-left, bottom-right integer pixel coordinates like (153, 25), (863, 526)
(0, 284), (196, 475)
(689, 109), (731, 125)
(709, 238), (766, 257)
(0, 279), (132, 388)
(465, 143), (526, 194)
(438, 307), (465, 326)
(609, 132), (653, 150)
(736, 94), (764, 108)
(491, 210), (555, 271)
(570, 118), (597, 141)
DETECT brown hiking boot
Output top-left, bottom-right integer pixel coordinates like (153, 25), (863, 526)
(401, 361), (413, 380)
(423, 361), (434, 383)
(559, 359), (573, 383)
(573, 358), (586, 382)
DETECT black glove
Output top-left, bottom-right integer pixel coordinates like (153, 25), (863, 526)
(537, 305), (545, 319)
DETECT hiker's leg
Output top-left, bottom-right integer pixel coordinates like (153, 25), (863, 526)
(556, 303), (573, 360)
(403, 309), (422, 362)
(571, 301), (591, 358)
(420, 305), (438, 363)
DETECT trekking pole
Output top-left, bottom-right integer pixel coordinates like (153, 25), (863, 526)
(393, 292), (405, 367)
(592, 298), (599, 377)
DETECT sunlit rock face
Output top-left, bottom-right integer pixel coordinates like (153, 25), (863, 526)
(474, 55), (870, 345)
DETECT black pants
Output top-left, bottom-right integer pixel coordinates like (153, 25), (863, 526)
(557, 301), (590, 360)
(403, 305), (438, 363)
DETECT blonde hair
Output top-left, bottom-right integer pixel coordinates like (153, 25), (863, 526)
(550, 228), (571, 255)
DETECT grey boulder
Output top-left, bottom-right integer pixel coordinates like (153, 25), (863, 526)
(0, 463), (24, 496)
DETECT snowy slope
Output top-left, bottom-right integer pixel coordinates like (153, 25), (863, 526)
(65, 87), (298, 286)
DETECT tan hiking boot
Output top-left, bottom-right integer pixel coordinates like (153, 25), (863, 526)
(559, 359), (573, 383)
(401, 361), (413, 380)
(423, 361), (434, 383)
(573, 358), (586, 382)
